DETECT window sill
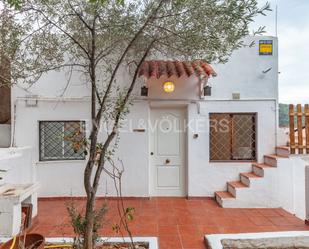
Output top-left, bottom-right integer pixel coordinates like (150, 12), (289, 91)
(36, 159), (86, 165)
(210, 160), (257, 164)
(209, 160), (257, 163)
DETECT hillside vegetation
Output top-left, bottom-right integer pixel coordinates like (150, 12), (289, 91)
(279, 103), (305, 128)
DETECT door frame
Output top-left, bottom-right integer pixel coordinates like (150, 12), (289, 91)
(149, 104), (188, 197)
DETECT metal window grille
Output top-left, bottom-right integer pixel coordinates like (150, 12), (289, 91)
(39, 121), (86, 161)
(210, 113), (256, 161)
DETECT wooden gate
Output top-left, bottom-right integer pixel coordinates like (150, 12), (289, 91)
(289, 104), (309, 154)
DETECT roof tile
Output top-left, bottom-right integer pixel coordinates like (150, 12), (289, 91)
(138, 60), (216, 79)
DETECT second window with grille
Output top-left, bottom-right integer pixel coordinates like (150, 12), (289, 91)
(209, 113), (256, 161)
(39, 121), (86, 161)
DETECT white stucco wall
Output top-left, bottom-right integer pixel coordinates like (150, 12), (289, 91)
(0, 147), (34, 185)
(10, 35), (279, 197)
(209, 36), (278, 101)
(274, 156), (309, 220)
(187, 100), (277, 196)
(10, 98), (150, 197)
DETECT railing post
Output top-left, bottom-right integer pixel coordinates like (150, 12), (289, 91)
(297, 104), (304, 154)
(305, 104), (309, 154)
(289, 104), (296, 154)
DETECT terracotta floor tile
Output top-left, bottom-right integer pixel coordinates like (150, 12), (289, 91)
(176, 215), (196, 225)
(253, 225), (281, 232)
(158, 225), (179, 236)
(137, 224), (158, 236)
(180, 234), (205, 249)
(243, 209), (265, 217)
(192, 216), (217, 226)
(27, 197), (309, 249)
(268, 216), (295, 226)
(223, 208), (246, 218)
(134, 214), (158, 225)
(159, 235), (182, 249)
(274, 225), (309, 231)
(275, 208), (297, 217)
(258, 208), (281, 217)
(248, 216), (273, 226)
(178, 225), (202, 236)
(158, 214), (178, 225)
(201, 225), (221, 235)
(210, 216), (235, 227)
(285, 216), (306, 226)
(233, 217), (255, 227)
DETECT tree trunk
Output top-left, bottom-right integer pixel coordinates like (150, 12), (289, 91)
(83, 82), (97, 249)
(84, 192), (95, 249)
(84, 22), (98, 248)
(82, 4), (162, 249)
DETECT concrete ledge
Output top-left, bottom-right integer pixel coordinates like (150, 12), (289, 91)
(1, 237), (158, 249)
(205, 231), (309, 249)
(38, 196), (151, 201)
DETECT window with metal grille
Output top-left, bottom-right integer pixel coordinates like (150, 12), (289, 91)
(210, 113), (256, 161)
(39, 121), (86, 161)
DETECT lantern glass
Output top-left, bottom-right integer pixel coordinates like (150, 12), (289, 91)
(141, 86), (148, 96)
(163, 81), (175, 93)
(204, 86), (211, 96)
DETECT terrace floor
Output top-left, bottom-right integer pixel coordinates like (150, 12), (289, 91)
(29, 197), (309, 249)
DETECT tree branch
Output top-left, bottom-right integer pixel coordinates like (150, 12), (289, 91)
(30, 6), (91, 59)
(67, 0), (93, 31)
(92, 39), (156, 194)
(82, 1), (167, 198)
(95, 0), (167, 122)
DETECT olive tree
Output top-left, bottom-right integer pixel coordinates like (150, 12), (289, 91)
(1, 0), (270, 248)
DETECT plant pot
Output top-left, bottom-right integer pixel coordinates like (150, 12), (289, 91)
(0, 234), (45, 249)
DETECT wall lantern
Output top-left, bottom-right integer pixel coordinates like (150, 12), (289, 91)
(141, 86), (148, 96)
(163, 81), (175, 93)
(203, 85), (212, 96)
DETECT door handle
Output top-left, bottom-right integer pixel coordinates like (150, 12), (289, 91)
(150, 152), (154, 155)
(165, 159), (170, 164)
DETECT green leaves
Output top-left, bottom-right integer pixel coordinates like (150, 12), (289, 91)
(88, 0), (124, 6)
(1, 0), (272, 87)
(4, 0), (23, 9)
(66, 201), (108, 246)
(125, 207), (135, 222)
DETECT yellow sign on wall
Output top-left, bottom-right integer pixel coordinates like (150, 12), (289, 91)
(259, 40), (273, 55)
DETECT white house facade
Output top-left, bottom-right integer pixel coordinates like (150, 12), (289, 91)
(5, 35), (283, 203)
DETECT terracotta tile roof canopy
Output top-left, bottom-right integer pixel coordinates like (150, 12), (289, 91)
(138, 60), (217, 79)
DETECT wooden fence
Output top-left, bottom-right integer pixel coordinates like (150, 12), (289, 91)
(289, 104), (309, 154)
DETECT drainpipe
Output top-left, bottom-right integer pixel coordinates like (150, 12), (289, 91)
(10, 99), (18, 147)
(271, 98), (279, 149)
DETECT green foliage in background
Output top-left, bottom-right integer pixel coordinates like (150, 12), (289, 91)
(279, 103), (305, 128)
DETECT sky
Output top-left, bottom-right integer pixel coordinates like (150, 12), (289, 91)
(251, 0), (309, 104)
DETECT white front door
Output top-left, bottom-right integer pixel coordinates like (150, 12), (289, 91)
(150, 108), (186, 196)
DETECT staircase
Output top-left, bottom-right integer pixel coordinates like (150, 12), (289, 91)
(215, 146), (290, 208)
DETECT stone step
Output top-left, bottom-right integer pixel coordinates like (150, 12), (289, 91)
(227, 181), (248, 196)
(264, 154), (280, 167)
(215, 191), (234, 207)
(214, 147), (288, 208)
(240, 172), (261, 186)
(276, 146), (290, 158)
(252, 163), (273, 176)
